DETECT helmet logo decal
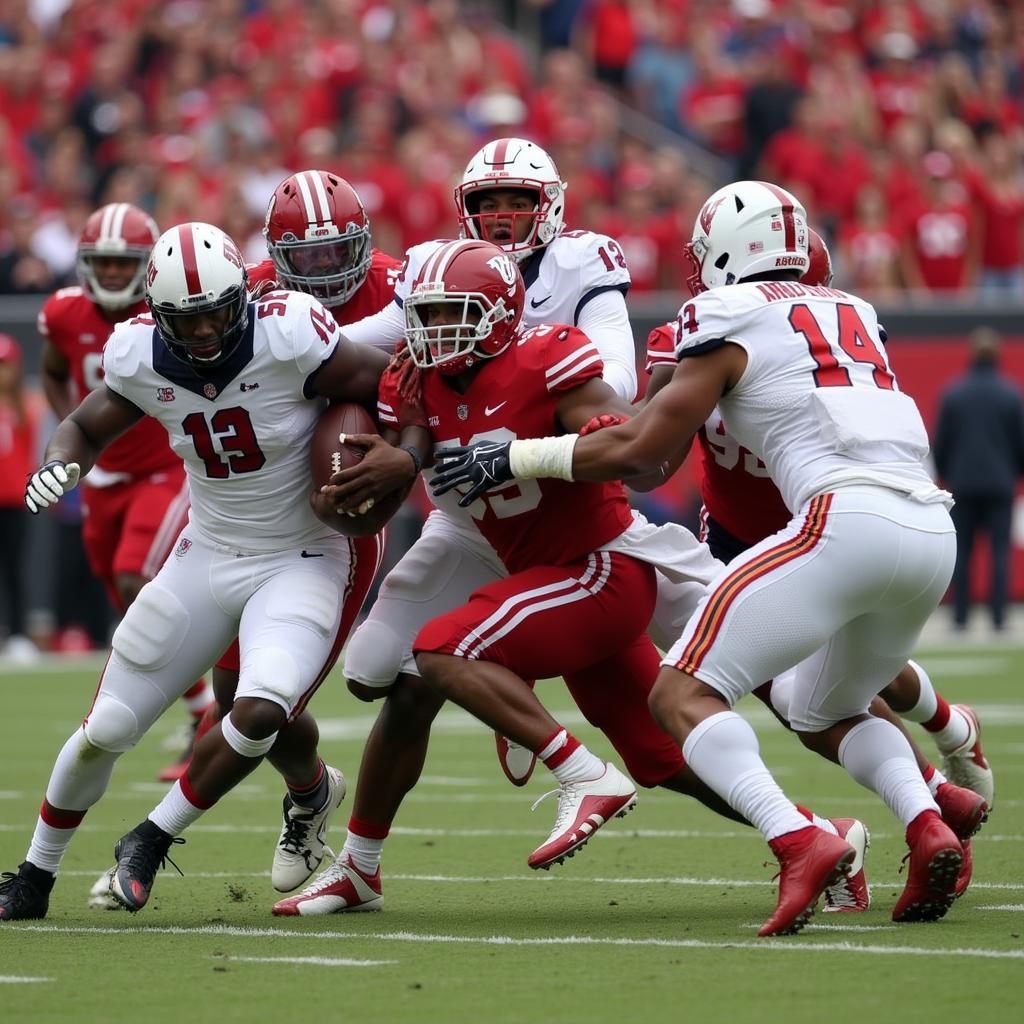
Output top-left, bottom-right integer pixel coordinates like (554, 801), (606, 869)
(222, 239), (243, 269)
(699, 196), (726, 234)
(486, 253), (518, 290)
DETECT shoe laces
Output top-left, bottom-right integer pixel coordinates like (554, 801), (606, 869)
(124, 835), (186, 882)
(279, 800), (316, 855)
(531, 783), (579, 833)
(823, 877), (858, 909)
(298, 854), (351, 896)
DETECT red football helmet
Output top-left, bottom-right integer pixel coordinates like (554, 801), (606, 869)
(404, 240), (525, 375)
(77, 203), (159, 311)
(802, 228), (834, 287)
(264, 170), (372, 307)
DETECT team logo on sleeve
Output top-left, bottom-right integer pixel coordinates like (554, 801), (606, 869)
(157, 387), (176, 403)
(174, 537), (192, 558)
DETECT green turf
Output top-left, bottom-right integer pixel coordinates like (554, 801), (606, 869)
(1, 641), (1021, 1024)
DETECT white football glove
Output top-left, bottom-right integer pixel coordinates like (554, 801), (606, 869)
(25, 460), (81, 514)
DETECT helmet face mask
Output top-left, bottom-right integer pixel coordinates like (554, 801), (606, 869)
(265, 171), (372, 306)
(456, 139), (566, 262)
(77, 203), (159, 311)
(146, 222), (249, 372)
(687, 181), (809, 293)
(404, 240), (524, 376)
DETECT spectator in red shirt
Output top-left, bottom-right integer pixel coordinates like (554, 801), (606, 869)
(966, 131), (1024, 299)
(900, 150), (977, 296)
(0, 334), (38, 661)
(837, 183), (902, 301)
(680, 36), (746, 161)
(580, 0), (637, 89)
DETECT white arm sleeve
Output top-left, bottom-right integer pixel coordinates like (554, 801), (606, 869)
(340, 300), (407, 352)
(576, 288), (637, 401)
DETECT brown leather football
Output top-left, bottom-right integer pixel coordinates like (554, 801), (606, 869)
(309, 402), (377, 493)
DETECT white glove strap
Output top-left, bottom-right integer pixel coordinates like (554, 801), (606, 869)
(508, 435), (578, 481)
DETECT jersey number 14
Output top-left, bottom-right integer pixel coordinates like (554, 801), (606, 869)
(788, 303), (895, 390)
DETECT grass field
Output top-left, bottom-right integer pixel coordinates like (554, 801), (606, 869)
(1, 634), (1021, 1024)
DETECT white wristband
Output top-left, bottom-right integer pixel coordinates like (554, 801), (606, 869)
(508, 435), (578, 481)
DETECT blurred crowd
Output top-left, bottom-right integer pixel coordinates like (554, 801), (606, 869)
(1, 0), (1024, 308)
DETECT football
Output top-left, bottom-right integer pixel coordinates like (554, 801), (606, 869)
(309, 402), (377, 493)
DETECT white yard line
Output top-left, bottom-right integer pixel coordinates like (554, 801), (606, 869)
(52, 869), (1024, 891)
(0, 976), (54, 983)
(225, 956), (396, 967)
(975, 905), (1024, 912)
(11, 923), (1023, 961)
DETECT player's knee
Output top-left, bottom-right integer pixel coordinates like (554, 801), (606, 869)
(211, 665), (238, 715)
(220, 705), (280, 758)
(83, 694), (142, 753)
(347, 678), (387, 702)
(239, 646), (300, 709)
(111, 582), (188, 672)
(413, 651), (453, 692)
(344, 619), (412, 690)
(386, 672), (446, 729)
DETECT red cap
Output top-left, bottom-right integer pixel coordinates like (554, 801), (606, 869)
(0, 333), (22, 363)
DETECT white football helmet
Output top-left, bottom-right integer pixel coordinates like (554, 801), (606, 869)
(146, 222), (249, 368)
(455, 137), (567, 261)
(685, 181), (809, 294)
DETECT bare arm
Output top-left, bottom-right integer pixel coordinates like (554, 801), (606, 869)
(48, 386), (145, 475)
(309, 335), (391, 405)
(40, 342), (77, 421)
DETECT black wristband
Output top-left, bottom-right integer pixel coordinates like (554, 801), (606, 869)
(398, 443), (422, 476)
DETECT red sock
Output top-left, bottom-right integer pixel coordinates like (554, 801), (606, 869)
(348, 816), (390, 841)
(922, 695), (951, 733)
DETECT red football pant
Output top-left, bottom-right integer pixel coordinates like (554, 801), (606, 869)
(81, 466), (189, 610)
(414, 550), (683, 787)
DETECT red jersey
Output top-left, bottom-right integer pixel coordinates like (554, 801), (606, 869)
(905, 201), (973, 291)
(37, 287), (179, 480)
(645, 323), (789, 545)
(381, 324), (633, 574)
(246, 248), (402, 326)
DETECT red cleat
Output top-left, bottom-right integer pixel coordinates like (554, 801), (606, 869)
(934, 782), (988, 841)
(758, 827), (856, 937)
(954, 838), (973, 899)
(892, 810), (962, 923)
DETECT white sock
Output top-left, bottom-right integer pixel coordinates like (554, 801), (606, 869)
(839, 718), (938, 827)
(898, 660), (938, 723)
(925, 765), (948, 795)
(809, 814), (838, 836)
(550, 745), (605, 785)
(148, 781), (206, 836)
(343, 831), (384, 876)
(26, 820), (75, 874)
(932, 706), (971, 753)
(683, 711), (808, 841)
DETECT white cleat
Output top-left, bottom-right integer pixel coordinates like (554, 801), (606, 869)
(271, 765), (346, 892)
(822, 818), (870, 912)
(939, 705), (995, 808)
(527, 762), (637, 870)
(88, 867), (122, 910)
(272, 853), (383, 916)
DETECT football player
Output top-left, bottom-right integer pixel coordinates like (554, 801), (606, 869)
(0, 223), (418, 921)
(430, 183), (989, 935)
(38, 203), (213, 784)
(275, 138), (648, 908)
(273, 241), (862, 917)
(204, 171), (402, 896)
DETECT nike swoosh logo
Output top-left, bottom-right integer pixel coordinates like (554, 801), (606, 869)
(300, 550), (324, 558)
(484, 402), (508, 416)
(530, 295), (552, 308)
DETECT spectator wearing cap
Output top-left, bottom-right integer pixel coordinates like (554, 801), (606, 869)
(934, 328), (1024, 631)
(0, 334), (38, 662)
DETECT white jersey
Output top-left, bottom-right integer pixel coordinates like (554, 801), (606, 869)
(102, 292), (340, 550)
(673, 281), (948, 512)
(343, 231), (635, 397)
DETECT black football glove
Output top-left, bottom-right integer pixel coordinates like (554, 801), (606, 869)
(431, 440), (514, 507)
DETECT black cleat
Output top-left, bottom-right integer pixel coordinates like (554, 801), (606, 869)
(0, 861), (55, 921)
(110, 821), (184, 912)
